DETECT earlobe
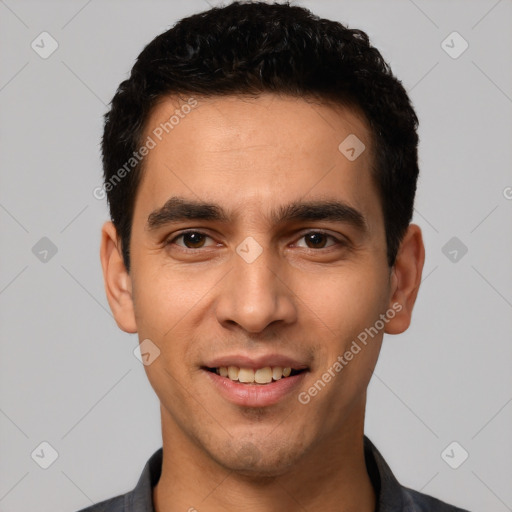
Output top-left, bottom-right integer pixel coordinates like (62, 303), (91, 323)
(384, 224), (425, 335)
(100, 221), (138, 333)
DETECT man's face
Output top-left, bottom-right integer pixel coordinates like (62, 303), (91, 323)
(123, 94), (397, 475)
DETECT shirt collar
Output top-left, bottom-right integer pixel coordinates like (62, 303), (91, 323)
(363, 436), (405, 511)
(125, 447), (162, 511)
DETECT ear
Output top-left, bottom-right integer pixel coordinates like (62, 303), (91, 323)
(384, 224), (425, 335)
(100, 221), (137, 333)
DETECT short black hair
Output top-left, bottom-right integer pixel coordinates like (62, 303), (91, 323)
(102, 1), (419, 271)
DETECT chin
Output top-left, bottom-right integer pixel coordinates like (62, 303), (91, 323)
(211, 439), (305, 478)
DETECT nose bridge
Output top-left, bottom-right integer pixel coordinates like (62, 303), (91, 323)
(215, 242), (296, 333)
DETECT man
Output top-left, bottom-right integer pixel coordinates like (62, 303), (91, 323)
(81, 2), (470, 510)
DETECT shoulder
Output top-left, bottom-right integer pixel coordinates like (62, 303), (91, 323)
(72, 447), (162, 512)
(401, 486), (470, 512)
(363, 436), (470, 512)
(75, 493), (125, 512)
(77, 494), (126, 512)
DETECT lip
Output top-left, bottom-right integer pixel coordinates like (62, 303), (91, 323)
(203, 369), (308, 407)
(204, 353), (308, 371)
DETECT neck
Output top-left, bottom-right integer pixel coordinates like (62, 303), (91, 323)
(153, 405), (375, 512)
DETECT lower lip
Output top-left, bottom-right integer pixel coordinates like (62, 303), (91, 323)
(203, 370), (307, 407)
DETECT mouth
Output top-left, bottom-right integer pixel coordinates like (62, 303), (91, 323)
(201, 357), (309, 407)
(203, 365), (306, 384)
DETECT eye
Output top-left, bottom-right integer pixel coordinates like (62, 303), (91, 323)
(166, 230), (343, 251)
(295, 231), (341, 249)
(168, 231), (217, 249)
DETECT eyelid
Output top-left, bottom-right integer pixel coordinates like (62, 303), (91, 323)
(166, 229), (346, 250)
(291, 229), (345, 249)
(167, 229), (218, 248)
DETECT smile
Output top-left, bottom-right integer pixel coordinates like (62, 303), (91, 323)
(207, 366), (304, 384)
(203, 366), (308, 407)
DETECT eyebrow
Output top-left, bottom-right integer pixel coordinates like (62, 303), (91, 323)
(146, 196), (368, 233)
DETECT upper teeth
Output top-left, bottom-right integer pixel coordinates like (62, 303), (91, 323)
(216, 366), (292, 384)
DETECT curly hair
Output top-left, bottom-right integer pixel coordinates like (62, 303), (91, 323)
(102, 1), (419, 271)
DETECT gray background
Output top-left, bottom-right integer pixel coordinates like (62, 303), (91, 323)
(0, 0), (511, 510)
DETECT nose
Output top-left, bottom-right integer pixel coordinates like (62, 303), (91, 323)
(214, 246), (297, 334)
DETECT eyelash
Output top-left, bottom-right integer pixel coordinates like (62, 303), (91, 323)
(166, 230), (345, 251)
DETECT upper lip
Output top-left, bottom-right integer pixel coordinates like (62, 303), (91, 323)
(203, 353), (309, 370)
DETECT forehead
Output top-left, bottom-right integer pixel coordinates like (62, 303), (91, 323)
(143, 93), (371, 164)
(135, 93), (380, 228)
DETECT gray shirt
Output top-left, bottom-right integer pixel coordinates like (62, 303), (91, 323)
(76, 436), (470, 511)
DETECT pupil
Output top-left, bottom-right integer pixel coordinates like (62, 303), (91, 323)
(307, 233), (326, 248)
(184, 232), (205, 248)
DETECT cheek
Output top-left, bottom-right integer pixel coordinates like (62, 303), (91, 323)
(130, 263), (223, 389)
(296, 263), (390, 338)
(131, 261), (214, 337)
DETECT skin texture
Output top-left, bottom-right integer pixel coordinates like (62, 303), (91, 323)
(100, 94), (425, 511)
